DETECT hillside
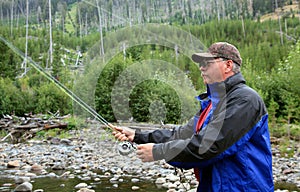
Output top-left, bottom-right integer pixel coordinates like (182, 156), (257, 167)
(261, 1), (300, 21)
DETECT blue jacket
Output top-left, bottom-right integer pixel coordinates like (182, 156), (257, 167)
(133, 73), (274, 191)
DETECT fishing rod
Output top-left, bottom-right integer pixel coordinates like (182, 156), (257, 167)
(0, 36), (115, 129)
(0, 36), (136, 155)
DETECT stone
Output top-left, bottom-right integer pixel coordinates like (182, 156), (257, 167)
(282, 168), (294, 174)
(31, 164), (43, 172)
(14, 182), (33, 192)
(7, 160), (20, 168)
(75, 183), (88, 189)
(168, 183), (177, 189)
(2, 183), (13, 187)
(131, 186), (140, 190)
(155, 177), (166, 184)
(15, 177), (30, 184)
(76, 188), (95, 192)
(131, 178), (139, 183)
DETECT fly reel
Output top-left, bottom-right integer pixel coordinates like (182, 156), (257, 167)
(117, 141), (136, 156)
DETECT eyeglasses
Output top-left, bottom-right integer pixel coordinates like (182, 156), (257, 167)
(199, 58), (225, 68)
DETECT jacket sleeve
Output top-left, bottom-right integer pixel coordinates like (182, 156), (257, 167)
(153, 92), (267, 165)
(133, 116), (196, 144)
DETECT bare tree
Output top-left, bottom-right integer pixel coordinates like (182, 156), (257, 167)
(57, 1), (67, 36)
(37, 5), (41, 27)
(77, 5), (82, 38)
(21, 0), (29, 75)
(275, 0), (284, 45)
(0, 2), (3, 24)
(241, 15), (246, 38)
(48, 0), (53, 68)
(10, 0), (14, 36)
(96, 0), (105, 56)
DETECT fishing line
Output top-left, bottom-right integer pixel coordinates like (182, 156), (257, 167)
(0, 36), (113, 129)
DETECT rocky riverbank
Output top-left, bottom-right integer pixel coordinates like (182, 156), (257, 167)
(0, 124), (299, 192)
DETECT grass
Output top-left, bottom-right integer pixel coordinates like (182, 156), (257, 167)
(270, 123), (300, 140)
(270, 123), (300, 157)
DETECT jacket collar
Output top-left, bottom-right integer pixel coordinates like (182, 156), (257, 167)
(206, 73), (246, 104)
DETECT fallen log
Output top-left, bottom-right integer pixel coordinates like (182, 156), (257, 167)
(0, 114), (70, 143)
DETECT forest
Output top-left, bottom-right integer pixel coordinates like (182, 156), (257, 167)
(0, 0), (299, 139)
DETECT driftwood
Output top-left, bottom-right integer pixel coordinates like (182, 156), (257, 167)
(0, 112), (69, 143)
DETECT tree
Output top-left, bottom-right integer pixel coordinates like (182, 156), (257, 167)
(96, 0), (104, 56)
(10, 0), (14, 37)
(48, 0), (53, 69)
(20, 0), (29, 76)
(57, 1), (67, 35)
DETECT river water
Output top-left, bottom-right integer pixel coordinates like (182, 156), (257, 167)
(0, 174), (166, 192)
(1, 172), (299, 192)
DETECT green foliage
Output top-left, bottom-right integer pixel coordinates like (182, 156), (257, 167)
(130, 80), (181, 123)
(34, 82), (72, 115)
(0, 11), (299, 133)
(0, 77), (34, 115)
(64, 116), (86, 130)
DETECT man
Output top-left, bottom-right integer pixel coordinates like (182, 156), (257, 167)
(113, 42), (274, 191)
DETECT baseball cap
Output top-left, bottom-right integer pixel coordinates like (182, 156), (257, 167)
(192, 42), (242, 66)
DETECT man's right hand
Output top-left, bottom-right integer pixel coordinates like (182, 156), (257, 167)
(112, 126), (135, 142)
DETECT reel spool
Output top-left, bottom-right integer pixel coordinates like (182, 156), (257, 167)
(117, 141), (136, 156)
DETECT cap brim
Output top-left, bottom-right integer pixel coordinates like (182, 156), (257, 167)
(192, 52), (216, 63)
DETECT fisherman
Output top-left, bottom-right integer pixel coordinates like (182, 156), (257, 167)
(113, 42), (274, 191)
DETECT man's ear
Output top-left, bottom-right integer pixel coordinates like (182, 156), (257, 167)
(225, 60), (234, 73)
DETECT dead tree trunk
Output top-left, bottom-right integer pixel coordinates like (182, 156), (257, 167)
(48, 0), (53, 68)
(96, 0), (105, 57)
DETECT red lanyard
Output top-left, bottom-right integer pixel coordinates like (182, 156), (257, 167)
(195, 102), (212, 134)
(194, 101), (212, 182)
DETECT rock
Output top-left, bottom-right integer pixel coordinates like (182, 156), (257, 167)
(75, 183), (88, 189)
(7, 160), (20, 168)
(24, 173), (37, 178)
(112, 184), (118, 188)
(51, 163), (65, 170)
(47, 172), (57, 177)
(178, 183), (191, 190)
(31, 164), (43, 172)
(131, 178), (139, 183)
(50, 137), (61, 145)
(155, 177), (166, 184)
(109, 177), (119, 183)
(60, 139), (72, 145)
(76, 188), (95, 192)
(14, 181), (33, 192)
(15, 177), (30, 184)
(166, 174), (180, 182)
(2, 183), (13, 187)
(168, 183), (177, 189)
(60, 171), (71, 178)
(282, 168), (294, 174)
(131, 186), (140, 190)
(166, 189), (176, 192)
(94, 178), (101, 182)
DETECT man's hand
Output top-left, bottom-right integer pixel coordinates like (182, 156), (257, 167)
(112, 126), (135, 142)
(137, 143), (154, 162)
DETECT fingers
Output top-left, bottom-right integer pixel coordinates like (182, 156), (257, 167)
(112, 131), (129, 141)
(109, 123), (123, 132)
